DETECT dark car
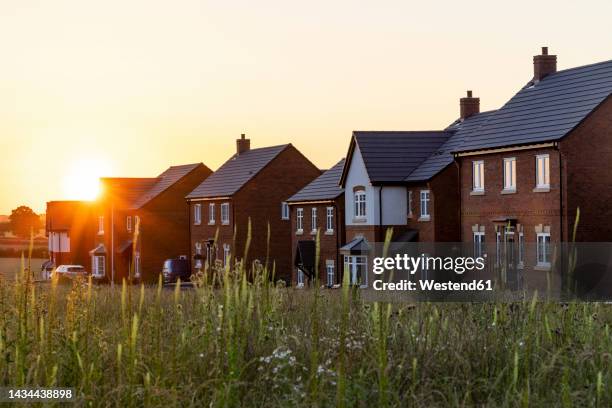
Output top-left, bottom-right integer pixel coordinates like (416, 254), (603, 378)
(162, 258), (191, 284)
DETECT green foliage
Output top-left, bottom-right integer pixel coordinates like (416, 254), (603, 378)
(8, 206), (42, 238)
(0, 259), (610, 406)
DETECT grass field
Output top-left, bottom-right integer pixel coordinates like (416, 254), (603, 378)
(0, 260), (610, 407)
(0, 257), (46, 279)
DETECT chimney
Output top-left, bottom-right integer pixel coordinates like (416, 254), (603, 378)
(533, 46), (557, 82)
(236, 133), (250, 155)
(460, 90), (480, 120)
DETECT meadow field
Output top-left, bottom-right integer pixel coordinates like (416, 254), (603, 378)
(0, 262), (610, 408)
(0, 257), (46, 279)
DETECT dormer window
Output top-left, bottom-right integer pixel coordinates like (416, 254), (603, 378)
(354, 188), (366, 219)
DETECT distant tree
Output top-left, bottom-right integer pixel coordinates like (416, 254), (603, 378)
(9, 206), (42, 238)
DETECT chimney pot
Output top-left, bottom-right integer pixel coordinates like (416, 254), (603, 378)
(236, 133), (250, 155)
(533, 46), (557, 81)
(460, 91), (480, 120)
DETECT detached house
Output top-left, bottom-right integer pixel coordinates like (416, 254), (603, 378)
(454, 48), (612, 272)
(287, 159), (345, 287)
(90, 163), (212, 283)
(186, 134), (321, 283)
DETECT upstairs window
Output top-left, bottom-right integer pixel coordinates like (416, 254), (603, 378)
(311, 208), (317, 233)
(326, 207), (334, 232)
(420, 190), (431, 219)
(221, 203), (230, 225)
(281, 202), (289, 220)
(503, 158), (516, 191)
(354, 189), (366, 218)
(194, 204), (201, 225)
(296, 208), (304, 232)
(473, 161), (484, 192)
(536, 154), (550, 189)
(126, 216), (132, 232)
(208, 203), (216, 224)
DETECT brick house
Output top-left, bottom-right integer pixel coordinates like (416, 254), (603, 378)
(286, 159), (345, 287)
(89, 163), (212, 283)
(454, 48), (612, 280)
(185, 135), (321, 283)
(46, 200), (96, 268)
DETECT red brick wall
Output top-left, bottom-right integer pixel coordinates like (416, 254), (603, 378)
(290, 199), (345, 285)
(46, 201), (96, 267)
(559, 96), (612, 242)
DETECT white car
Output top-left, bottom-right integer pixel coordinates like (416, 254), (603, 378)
(52, 265), (89, 281)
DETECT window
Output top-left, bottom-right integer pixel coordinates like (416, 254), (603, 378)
(420, 190), (430, 219)
(194, 204), (202, 225)
(518, 232), (525, 267)
(223, 244), (230, 268)
(281, 202), (289, 220)
(195, 242), (203, 269)
(474, 231), (485, 257)
(221, 203), (230, 225)
(536, 232), (551, 267)
(345, 255), (367, 287)
(408, 191), (413, 217)
(93, 255), (105, 277)
(296, 269), (305, 288)
(354, 190), (366, 218)
(326, 261), (335, 287)
(326, 207), (334, 232)
(503, 158), (516, 191)
(126, 216), (132, 232)
(536, 154), (550, 189)
(473, 161), (484, 192)
(311, 208), (317, 233)
(296, 208), (304, 233)
(208, 203), (216, 224)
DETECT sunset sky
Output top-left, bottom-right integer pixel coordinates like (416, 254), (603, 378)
(1, 0), (611, 214)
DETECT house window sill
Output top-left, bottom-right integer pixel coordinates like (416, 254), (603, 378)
(501, 189), (516, 195)
(418, 216), (431, 222)
(296, 230), (304, 235)
(470, 190), (485, 196)
(221, 221), (230, 226)
(325, 230), (334, 235)
(352, 217), (367, 223)
(310, 230), (318, 236)
(208, 222), (216, 226)
(194, 222), (201, 226)
(97, 231), (104, 236)
(296, 283), (305, 289)
(534, 263), (551, 271)
(533, 186), (550, 193)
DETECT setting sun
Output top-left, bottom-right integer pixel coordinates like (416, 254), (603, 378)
(62, 158), (111, 201)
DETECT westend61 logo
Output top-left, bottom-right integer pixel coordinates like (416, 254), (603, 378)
(372, 254), (493, 292)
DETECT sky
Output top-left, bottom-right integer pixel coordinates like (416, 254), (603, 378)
(0, 0), (611, 214)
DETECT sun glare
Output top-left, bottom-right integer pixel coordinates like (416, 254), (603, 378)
(62, 158), (111, 201)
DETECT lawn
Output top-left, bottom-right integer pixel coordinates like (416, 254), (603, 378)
(0, 262), (610, 408)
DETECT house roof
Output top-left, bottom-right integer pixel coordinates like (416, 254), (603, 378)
(456, 59), (612, 153)
(100, 178), (159, 208)
(287, 158), (345, 202)
(131, 163), (203, 209)
(405, 111), (496, 181)
(186, 144), (290, 199)
(341, 131), (451, 185)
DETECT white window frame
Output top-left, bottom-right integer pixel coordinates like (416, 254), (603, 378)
(536, 232), (551, 267)
(473, 231), (485, 258)
(345, 255), (368, 288)
(408, 190), (413, 218)
(503, 157), (516, 191)
(221, 203), (230, 225)
(419, 190), (431, 220)
(208, 203), (216, 225)
(354, 190), (366, 219)
(126, 216), (132, 232)
(281, 202), (289, 220)
(296, 268), (305, 288)
(194, 204), (202, 225)
(296, 208), (304, 233)
(311, 207), (317, 233)
(92, 255), (105, 278)
(326, 207), (334, 233)
(518, 231), (525, 268)
(223, 244), (230, 268)
(195, 242), (203, 269)
(326, 260), (335, 287)
(536, 154), (550, 189)
(98, 216), (104, 235)
(472, 160), (484, 192)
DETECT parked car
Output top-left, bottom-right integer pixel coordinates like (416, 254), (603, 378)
(41, 260), (55, 280)
(162, 258), (190, 284)
(52, 265), (88, 282)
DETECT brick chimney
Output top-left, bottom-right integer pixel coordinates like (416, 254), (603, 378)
(533, 46), (557, 82)
(460, 90), (480, 120)
(236, 133), (250, 155)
